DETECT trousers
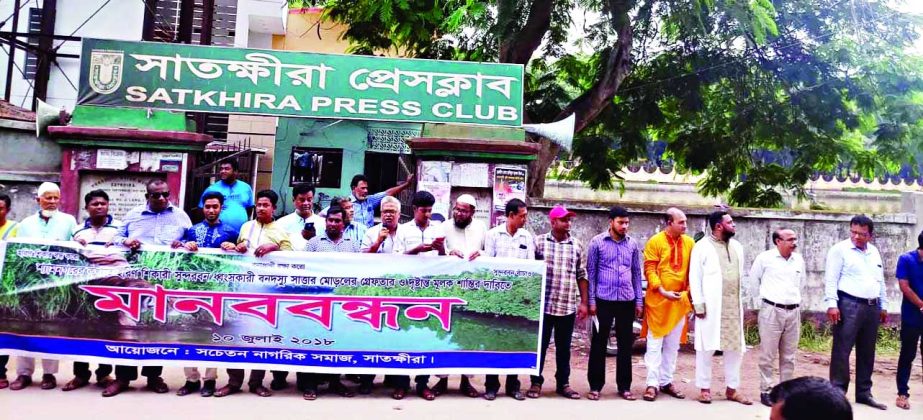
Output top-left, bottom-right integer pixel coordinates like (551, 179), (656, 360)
(587, 299), (636, 392)
(758, 302), (801, 392)
(644, 317), (685, 387)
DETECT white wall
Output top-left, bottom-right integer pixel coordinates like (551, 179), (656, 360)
(0, 0), (145, 109)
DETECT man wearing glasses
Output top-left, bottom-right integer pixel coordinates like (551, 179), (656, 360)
(824, 215), (889, 410)
(749, 228), (805, 407)
(105, 179), (192, 397)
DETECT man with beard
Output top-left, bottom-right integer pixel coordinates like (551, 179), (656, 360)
(199, 161), (253, 232)
(586, 206), (643, 401)
(300, 206), (359, 400)
(750, 228), (805, 407)
(641, 208), (694, 402)
(62, 190), (121, 392)
(216, 189), (291, 398)
(690, 210), (751, 405)
(103, 179), (192, 397)
(482, 199), (539, 401)
(9, 182), (77, 391)
(443, 194), (486, 261)
(278, 185), (324, 250)
(171, 191), (239, 397)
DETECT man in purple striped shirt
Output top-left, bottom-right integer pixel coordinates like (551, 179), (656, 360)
(586, 206), (643, 401)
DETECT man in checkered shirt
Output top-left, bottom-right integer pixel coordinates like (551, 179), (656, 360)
(527, 204), (589, 400)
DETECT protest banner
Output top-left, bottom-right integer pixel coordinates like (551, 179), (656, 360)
(0, 239), (544, 374)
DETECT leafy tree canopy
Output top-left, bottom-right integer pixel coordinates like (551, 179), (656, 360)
(314, 0), (923, 207)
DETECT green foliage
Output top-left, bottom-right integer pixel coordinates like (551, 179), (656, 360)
(321, 0), (923, 207)
(335, 268), (542, 321)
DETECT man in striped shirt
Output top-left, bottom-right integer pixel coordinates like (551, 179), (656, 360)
(586, 206), (643, 401)
(483, 198), (534, 401)
(528, 204), (588, 400)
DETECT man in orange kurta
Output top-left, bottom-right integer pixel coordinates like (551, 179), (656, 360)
(641, 208), (694, 401)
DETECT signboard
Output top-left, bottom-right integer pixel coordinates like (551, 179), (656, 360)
(78, 173), (165, 221)
(0, 240), (544, 374)
(492, 165), (528, 226)
(78, 39), (524, 127)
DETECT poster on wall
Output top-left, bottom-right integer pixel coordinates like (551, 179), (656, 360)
(418, 181), (452, 223)
(419, 161), (451, 183)
(492, 166), (527, 227)
(450, 163), (490, 188)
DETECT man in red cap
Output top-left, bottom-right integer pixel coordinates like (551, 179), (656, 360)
(526, 204), (589, 400)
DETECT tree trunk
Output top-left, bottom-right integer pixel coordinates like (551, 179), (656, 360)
(526, 1), (634, 198)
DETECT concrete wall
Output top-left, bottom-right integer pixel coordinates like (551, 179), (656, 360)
(526, 198), (916, 314)
(0, 119), (62, 220)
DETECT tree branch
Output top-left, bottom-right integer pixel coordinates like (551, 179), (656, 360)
(499, 0), (555, 64)
(555, 0), (634, 131)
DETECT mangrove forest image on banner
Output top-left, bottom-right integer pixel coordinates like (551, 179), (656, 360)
(0, 239), (545, 374)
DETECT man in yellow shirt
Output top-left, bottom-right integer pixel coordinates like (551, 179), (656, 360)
(641, 207), (693, 401)
(216, 189), (292, 398)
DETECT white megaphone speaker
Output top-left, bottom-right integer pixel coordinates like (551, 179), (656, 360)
(35, 99), (69, 137)
(523, 113), (575, 152)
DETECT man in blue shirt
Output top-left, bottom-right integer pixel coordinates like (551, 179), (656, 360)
(199, 160), (253, 232)
(174, 191), (239, 252)
(105, 179), (190, 397)
(895, 230), (923, 410)
(171, 191), (238, 397)
(348, 174), (414, 228)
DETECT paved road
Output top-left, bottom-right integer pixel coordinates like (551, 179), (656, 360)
(0, 360), (918, 419)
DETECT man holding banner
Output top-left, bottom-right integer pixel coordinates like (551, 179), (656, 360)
(10, 182), (76, 391)
(218, 189), (291, 398)
(482, 198), (533, 401)
(0, 193), (16, 390)
(300, 206), (360, 400)
(172, 191), (238, 397)
(104, 179), (191, 397)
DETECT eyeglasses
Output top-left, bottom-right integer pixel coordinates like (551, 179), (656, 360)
(850, 230), (870, 238)
(148, 192), (170, 199)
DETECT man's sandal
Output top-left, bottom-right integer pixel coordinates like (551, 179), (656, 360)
(642, 386), (658, 401)
(618, 390), (637, 401)
(896, 395), (910, 410)
(698, 390), (712, 404)
(726, 391), (753, 405)
(556, 385), (580, 400)
(526, 384), (542, 399)
(660, 384), (685, 399)
(587, 390), (601, 401)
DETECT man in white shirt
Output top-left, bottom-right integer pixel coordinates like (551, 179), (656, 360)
(750, 228), (805, 407)
(9, 182), (76, 391)
(277, 185), (324, 250)
(396, 191), (445, 257)
(824, 215), (888, 410)
(443, 194), (486, 260)
(361, 196), (403, 254)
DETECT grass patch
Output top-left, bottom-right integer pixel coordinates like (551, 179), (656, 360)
(745, 321), (902, 356)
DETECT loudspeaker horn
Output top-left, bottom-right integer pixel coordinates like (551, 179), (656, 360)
(35, 99), (67, 137)
(523, 113), (575, 152)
